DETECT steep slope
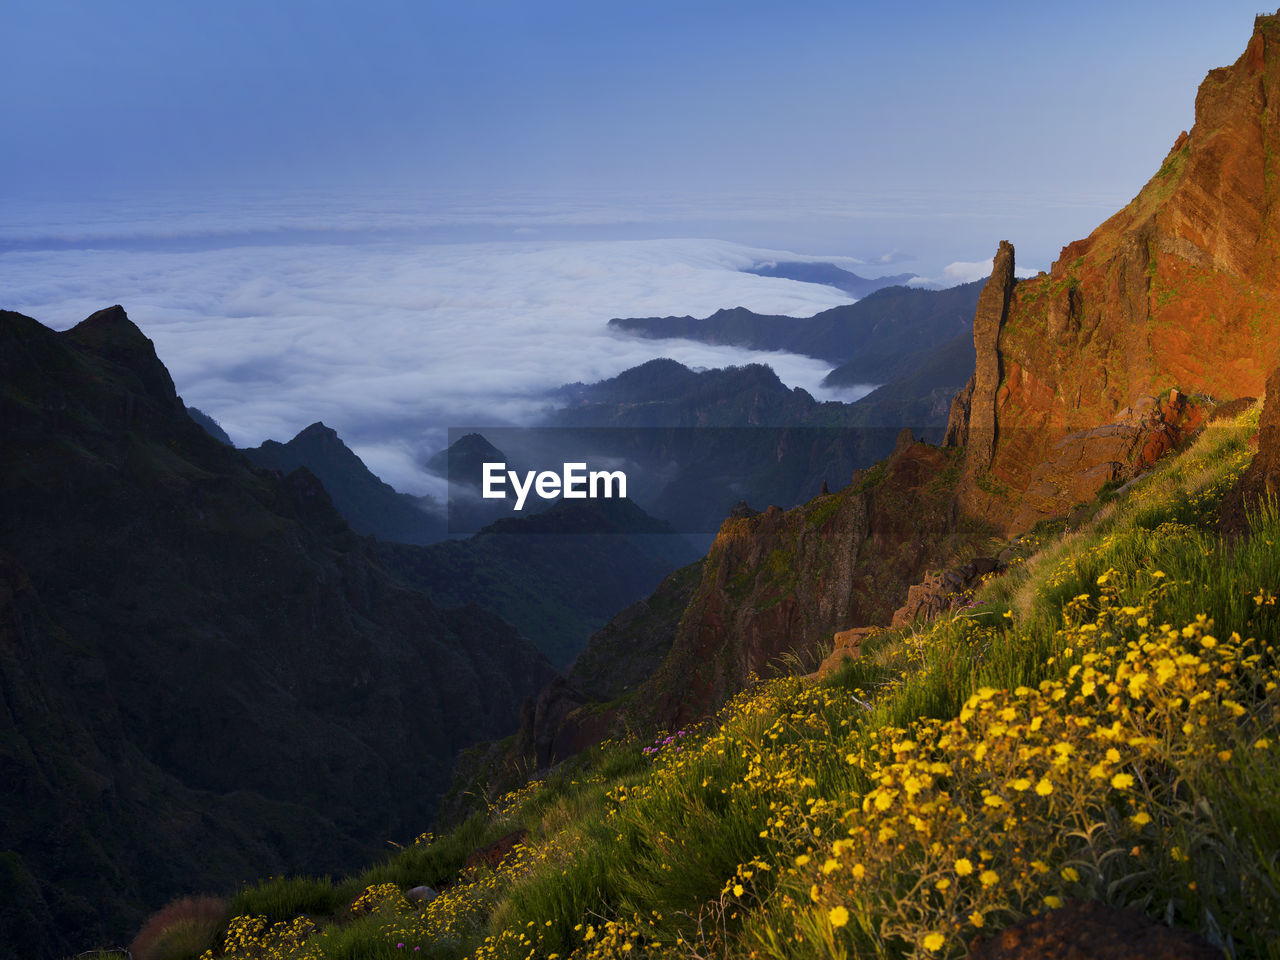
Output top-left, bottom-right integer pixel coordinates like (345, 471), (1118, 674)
(0, 307), (555, 956)
(948, 13), (1280, 533)
(630, 434), (989, 729)
(244, 421), (445, 545)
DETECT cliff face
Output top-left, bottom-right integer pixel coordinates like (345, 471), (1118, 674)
(950, 13), (1280, 532)
(0, 308), (555, 956)
(630, 434), (988, 728)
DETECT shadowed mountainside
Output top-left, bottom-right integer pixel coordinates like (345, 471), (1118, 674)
(0, 307), (555, 957)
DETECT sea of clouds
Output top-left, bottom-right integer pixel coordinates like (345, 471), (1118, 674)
(3, 195), (925, 494)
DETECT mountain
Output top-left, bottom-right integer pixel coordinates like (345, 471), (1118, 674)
(547, 359), (908, 534)
(553, 358), (862, 428)
(946, 14), (1280, 533)
(836, 328), (976, 431)
(184, 404), (232, 444)
(606, 280), (982, 369)
(243, 422), (445, 545)
(741, 260), (915, 296)
(424, 431), (510, 488)
(376, 497), (700, 668)
(816, 282), (982, 385)
(0, 307), (555, 957)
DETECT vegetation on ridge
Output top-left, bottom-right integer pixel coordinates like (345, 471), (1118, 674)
(116, 404), (1279, 960)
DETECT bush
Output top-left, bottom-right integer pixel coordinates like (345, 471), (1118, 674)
(129, 895), (227, 960)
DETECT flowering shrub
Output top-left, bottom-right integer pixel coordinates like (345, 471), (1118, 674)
(642, 730), (690, 757)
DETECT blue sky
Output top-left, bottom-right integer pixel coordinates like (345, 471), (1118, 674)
(4, 2), (1266, 222)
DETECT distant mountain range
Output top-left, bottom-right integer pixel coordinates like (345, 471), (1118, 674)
(741, 260), (915, 296)
(608, 280), (980, 368)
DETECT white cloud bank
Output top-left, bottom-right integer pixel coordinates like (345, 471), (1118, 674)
(2, 226), (877, 493)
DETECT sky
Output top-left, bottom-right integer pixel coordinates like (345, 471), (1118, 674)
(4, 2), (1269, 262)
(2, 1), (1273, 492)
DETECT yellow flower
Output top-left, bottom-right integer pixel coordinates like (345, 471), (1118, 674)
(979, 869), (999, 887)
(1035, 778), (1054, 796)
(954, 858), (974, 876)
(1044, 895), (1063, 909)
(969, 911), (985, 928)
(733, 884), (744, 897)
(828, 905), (849, 928)
(1111, 772), (1135, 789)
(794, 854), (811, 867)
(1060, 866), (1079, 882)
(1131, 811), (1151, 826)
(851, 863), (866, 880)
(1010, 778), (1031, 792)
(923, 932), (946, 952)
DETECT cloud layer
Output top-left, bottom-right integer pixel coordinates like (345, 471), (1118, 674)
(2, 205), (887, 493)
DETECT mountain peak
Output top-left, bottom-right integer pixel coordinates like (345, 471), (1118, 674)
(296, 421), (340, 443)
(60, 305), (180, 408)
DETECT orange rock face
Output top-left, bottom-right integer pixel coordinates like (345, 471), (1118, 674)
(952, 13), (1280, 533)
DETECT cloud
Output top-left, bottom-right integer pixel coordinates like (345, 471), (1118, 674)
(1, 210), (870, 494)
(908, 257), (1043, 288)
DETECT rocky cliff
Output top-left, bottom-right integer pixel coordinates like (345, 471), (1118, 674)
(947, 13), (1280, 533)
(628, 432), (989, 729)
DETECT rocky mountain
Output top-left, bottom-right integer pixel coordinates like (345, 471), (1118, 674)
(947, 14), (1280, 534)
(606, 280), (981, 370)
(741, 260), (914, 296)
(0, 307), (555, 957)
(244, 422), (445, 545)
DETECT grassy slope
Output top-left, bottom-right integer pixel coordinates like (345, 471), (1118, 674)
(109, 406), (1280, 960)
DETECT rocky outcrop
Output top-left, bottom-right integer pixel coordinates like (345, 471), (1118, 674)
(962, 240), (1016, 477)
(1009, 390), (1208, 530)
(1221, 365), (1280, 536)
(814, 626), (878, 678)
(631, 437), (990, 728)
(891, 556), (999, 627)
(945, 14), (1280, 535)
